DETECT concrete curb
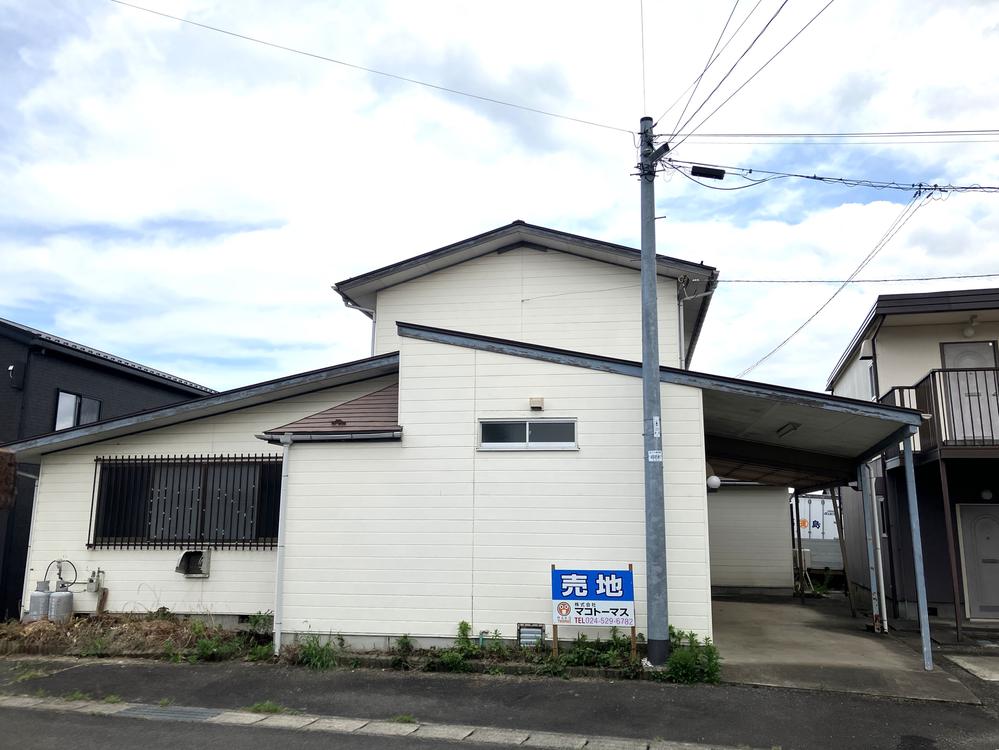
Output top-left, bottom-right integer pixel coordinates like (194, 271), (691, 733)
(0, 692), (759, 749)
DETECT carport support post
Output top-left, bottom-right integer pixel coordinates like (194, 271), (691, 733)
(639, 115), (670, 665)
(902, 434), (933, 671)
(858, 464), (882, 631)
(793, 491), (806, 601)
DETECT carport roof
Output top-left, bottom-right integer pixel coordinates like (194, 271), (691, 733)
(398, 322), (922, 492)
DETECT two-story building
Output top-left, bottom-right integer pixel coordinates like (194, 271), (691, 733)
(0, 317), (214, 619)
(2, 222), (926, 655)
(828, 289), (999, 635)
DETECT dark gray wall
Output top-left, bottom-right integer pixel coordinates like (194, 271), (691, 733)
(1, 335), (206, 620)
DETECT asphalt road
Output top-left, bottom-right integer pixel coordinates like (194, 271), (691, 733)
(3, 656), (998, 750)
(0, 707), (454, 750)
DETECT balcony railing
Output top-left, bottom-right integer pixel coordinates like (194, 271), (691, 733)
(879, 368), (999, 459)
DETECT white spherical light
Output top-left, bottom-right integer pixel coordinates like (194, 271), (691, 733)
(706, 475), (722, 490)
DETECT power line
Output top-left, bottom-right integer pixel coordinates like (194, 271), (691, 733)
(736, 192), (931, 377)
(677, 128), (999, 138)
(671, 0), (791, 140)
(664, 158), (999, 193)
(670, 0), (741, 136)
(720, 272), (999, 283)
(672, 0), (838, 153)
(640, 0), (648, 115)
(108, 0), (635, 136)
(653, 0), (766, 126)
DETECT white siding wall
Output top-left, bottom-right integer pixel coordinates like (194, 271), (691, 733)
(832, 355), (874, 401)
(875, 321), (999, 391)
(372, 247), (681, 366)
(707, 485), (793, 590)
(23, 376), (396, 617)
(282, 337), (712, 642)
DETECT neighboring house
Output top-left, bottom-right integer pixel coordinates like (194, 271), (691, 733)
(2, 222), (923, 652)
(0, 317), (214, 619)
(707, 483), (794, 595)
(827, 289), (999, 632)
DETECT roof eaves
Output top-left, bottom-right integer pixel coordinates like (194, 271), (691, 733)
(1, 352), (400, 456)
(0, 317), (215, 395)
(334, 220), (716, 293)
(396, 321), (922, 428)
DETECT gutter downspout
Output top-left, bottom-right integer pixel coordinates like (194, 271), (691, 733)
(273, 434), (292, 655)
(676, 280), (686, 369)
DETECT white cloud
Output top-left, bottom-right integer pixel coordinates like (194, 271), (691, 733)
(1, 0), (998, 391)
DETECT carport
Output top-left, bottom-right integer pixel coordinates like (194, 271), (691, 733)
(658, 368), (933, 670)
(393, 324), (933, 669)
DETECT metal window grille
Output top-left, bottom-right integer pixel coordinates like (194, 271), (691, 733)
(89, 454), (282, 550)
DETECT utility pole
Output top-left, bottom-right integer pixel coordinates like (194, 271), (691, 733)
(639, 115), (672, 666)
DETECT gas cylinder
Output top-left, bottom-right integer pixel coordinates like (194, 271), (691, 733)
(25, 581), (51, 623)
(48, 584), (74, 624)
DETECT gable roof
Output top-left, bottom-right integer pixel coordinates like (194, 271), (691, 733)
(333, 220), (720, 368)
(1, 353), (399, 460)
(264, 383), (401, 436)
(0, 316), (214, 395)
(825, 287), (999, 391)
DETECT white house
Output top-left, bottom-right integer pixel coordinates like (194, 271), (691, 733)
(4, 222), (924, 649)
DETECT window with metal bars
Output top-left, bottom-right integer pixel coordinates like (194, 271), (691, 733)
(89, 455), (281, 550)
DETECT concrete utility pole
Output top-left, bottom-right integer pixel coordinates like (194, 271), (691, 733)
(639, 116), (672, 665)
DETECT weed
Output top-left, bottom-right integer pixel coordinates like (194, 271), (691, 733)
(248, 643), (274, 662)
(147, 606), (176, 622)
(296, 634), (339, 671)
(394, 633), (414, 658)
(246, 611), (273, 635)
(194, 631), (248, 662)
(486, 666), (505, 676)
(534, 655), (567, 678)
(424, 648), (472, 673)
(103, 694), (122, 704)
(658, 628), (721, 684)
(32, 688), (48, 698)
(14, 669), (48, 683)
(64, 690), (91, 701)
(158, 697), (174, 707)
(485, 630), (508, 661)
(80, 636), (109, 658)
(455, 620), (478, 658)
(246, 700), (285, 714)
(335, 633), (346, 650)
(391, 634), (415, 671)
(391, 714), (417, 724)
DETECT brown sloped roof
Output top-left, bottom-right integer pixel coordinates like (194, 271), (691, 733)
(264, 383), (401, 435)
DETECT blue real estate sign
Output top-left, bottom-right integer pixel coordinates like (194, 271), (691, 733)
(551, 568), (635, 627)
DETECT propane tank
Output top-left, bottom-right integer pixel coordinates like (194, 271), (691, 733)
(25, 581), (51, 623)
(48, 582), (74, 624)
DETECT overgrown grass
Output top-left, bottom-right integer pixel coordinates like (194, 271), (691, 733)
(391, 714), (417, 724)
(103, 694), (122, 704)
(246, 700), (286, 714)
(64, 690), (91, 701)
(13, 669), (48, 683)
(647, 627), (721, 684)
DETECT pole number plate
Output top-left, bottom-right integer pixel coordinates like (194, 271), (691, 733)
(647, 450), (663, 462)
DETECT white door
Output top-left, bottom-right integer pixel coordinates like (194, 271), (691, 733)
(958, 504), (999, 619)
(941, 342), (999, 443)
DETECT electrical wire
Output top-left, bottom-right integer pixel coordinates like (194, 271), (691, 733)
(672, 0), (837, 153)
(676, 128), (999, 138)
(108, 0), (635, 136)
(721, 272), (999, 283)
(736, 191), (930, 377)
(670, 0), (741, 136)
(671, 0), (791, 141)
(640, 0), (647, 115)
(663, 158), (999, 193)
(654, 0), (766, 126)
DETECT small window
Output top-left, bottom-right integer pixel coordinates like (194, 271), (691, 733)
(479, 420), (577, 450)
(55, 390), (102, 430)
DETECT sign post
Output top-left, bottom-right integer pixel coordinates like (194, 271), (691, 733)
(551, 565), (637, 657)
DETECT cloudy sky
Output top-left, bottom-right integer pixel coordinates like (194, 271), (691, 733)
(2, 0), (997, 392)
